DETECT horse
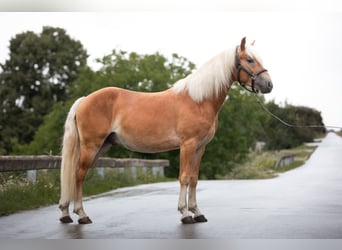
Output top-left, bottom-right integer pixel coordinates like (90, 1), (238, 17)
(58, 37), (273, 224)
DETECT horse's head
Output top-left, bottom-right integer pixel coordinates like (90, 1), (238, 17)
(234, 37), (273, 94)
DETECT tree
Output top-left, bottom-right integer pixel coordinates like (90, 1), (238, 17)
(263, 101), (325, 150)
(0, 27), (88, 154)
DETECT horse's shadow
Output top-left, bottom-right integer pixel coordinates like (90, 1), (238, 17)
(60, 224), (85, 239)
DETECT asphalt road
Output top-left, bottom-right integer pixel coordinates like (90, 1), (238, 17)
(1, 133), (342, 239)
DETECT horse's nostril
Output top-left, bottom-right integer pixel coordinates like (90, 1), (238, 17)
(267, 81), (273, 90)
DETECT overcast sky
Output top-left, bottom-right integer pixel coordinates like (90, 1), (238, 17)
(0, 0), (342, 129)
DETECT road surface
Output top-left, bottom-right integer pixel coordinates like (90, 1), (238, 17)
(1, 133), (342, 239)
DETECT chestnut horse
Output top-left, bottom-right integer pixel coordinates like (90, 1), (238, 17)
(59, 37), (273, 224)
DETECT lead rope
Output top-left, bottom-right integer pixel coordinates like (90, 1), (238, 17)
(237, 85), (342, 130)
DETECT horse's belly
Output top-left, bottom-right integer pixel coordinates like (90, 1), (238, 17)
(115, 131), (180, 153)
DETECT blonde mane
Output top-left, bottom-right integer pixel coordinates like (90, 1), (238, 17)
(172, 47), (235, 102)
(172, 44), (262, 102)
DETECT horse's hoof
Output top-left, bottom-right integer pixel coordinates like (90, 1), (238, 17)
(60, 216), (73, 224)
(194, 215), (208, 223)
(78, 216), (93, 224)
(181, 216), (195, 224)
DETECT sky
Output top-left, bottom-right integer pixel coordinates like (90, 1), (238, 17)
(0, 0), (342, 129)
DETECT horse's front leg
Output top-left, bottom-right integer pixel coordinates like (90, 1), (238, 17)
(178, 143), (208, 224)
(178, 181), (193, 224)
(188, 183), (207, 222)
(178, 142), (197, 224)
(188, 146), (208, 223)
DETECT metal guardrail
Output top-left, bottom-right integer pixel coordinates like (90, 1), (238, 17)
(0, 156), (170, 182)
(274, 154), (296, 169)
(0, 155), (169, 172)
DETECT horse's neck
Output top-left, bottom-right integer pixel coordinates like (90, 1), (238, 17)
(208, 70), (235, 112)
(201, 86), (230, 116)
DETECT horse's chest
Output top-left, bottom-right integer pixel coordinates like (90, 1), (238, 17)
(198, 118), (218, 146)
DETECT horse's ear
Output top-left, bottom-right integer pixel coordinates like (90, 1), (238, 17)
(251, 40), (256, 46)
(240, 37), (246, 51)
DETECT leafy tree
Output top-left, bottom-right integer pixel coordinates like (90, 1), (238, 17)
(69, 50), (195, 97)
(14, 102), (66, 155)
(0, 26), (87, 154)
(263, 101), (325, 150)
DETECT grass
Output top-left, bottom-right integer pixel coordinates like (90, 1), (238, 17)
(0, 167), (172, 216)
(225, 144), (317, 179)
(0, 170), (60, 215)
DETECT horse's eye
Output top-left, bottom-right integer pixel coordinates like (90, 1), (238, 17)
(246, 58), (255, 64)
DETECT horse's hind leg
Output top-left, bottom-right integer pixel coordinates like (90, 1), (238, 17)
(73, 140), (113, 224)
(73, 146), (97, 224)
(59, 202), (73, 223)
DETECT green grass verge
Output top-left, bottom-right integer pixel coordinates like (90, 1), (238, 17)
(225, 144), (317, 179)
(0, 168), (173, 216)
(0, 170), (60, 215)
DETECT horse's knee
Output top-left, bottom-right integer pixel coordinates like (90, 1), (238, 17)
(190, 177), (198, 187)
(179, 175), (191, 185)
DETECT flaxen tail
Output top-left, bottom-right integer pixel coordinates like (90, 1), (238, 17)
(60, 97), (85, 205)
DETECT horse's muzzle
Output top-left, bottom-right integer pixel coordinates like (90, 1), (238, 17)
(256, 76), (273, 94)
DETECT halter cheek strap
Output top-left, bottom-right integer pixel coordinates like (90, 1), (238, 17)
(235, 46), (268, 93)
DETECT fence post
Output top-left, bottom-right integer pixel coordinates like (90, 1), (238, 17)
(96, 167), (105, 179)
(27, 170), (37, 183)
(152, 166), (164, 177)
(275, 154), (296, 169)
(130, 166), (137, 180)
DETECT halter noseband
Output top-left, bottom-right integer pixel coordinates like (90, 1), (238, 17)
(235, 46), (268, 93)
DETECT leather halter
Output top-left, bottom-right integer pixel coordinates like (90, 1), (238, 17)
(235, 46), (268, 93)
